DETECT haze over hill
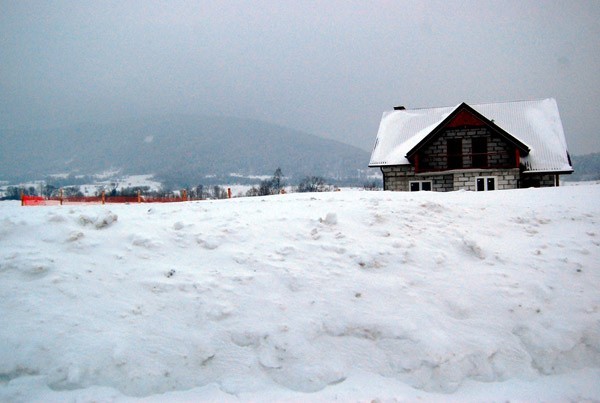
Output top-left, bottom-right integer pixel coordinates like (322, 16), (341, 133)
(566, 152), (600, 182)
(0, 115), (373, 187)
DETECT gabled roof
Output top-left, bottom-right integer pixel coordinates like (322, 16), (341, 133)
(369, 98), (573, 174)
(405, 102), (530, 159)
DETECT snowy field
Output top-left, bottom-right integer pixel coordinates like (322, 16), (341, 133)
(0, 185), (599, 402)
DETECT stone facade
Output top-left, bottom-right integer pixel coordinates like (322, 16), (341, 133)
(452, 169), (519, 191)
(380, 126), (561, 192)
(382, 166), (523, 192)
(418, 128), (515, 171)
(381, 166), (415, 191)
(538, 174), (558, 187)
(520, 173), (558, 188)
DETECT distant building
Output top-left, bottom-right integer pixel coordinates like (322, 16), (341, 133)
(369, 98), (573, 191)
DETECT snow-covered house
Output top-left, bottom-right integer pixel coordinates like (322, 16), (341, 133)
(369, 98), (573, 191)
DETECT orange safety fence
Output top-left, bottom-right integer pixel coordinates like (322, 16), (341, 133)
(22, 193), (187, 206)
(20, 188), (236, 206)
(21, 195), (48, 206)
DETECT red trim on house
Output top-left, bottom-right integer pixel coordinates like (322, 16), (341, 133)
(446, 109), (486, 128)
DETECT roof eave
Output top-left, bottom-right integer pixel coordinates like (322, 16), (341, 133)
(368, 162), (410, 168)
(522, 169), (574, 175)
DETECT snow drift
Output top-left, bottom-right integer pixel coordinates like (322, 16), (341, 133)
(0, 185), (599, 401)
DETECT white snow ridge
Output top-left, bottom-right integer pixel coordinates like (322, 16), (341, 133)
(0, 185), (599, 402)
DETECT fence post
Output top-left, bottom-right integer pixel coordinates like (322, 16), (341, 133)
(137, 190), (141, 203)
(21, 191), (24, 206)
(227, 188), (232, 199)
(101, 190), (105, 205)
(59, 188), (63, 205)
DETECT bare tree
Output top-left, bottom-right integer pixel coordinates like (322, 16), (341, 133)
(297, 176), (329, 193)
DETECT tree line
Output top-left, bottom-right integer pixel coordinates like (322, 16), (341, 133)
(1, 168), (380, 200)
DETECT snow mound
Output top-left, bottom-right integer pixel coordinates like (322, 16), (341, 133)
(78, 211), (118, 229)
(1, 185), (599, 401)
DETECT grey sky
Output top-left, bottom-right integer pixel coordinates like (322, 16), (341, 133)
(1, 0), (599, 155)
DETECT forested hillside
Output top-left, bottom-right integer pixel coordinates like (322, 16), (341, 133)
(0, 115), (372, 186)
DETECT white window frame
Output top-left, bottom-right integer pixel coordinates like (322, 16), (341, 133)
(409, 180), (432, 192)
(475, 176), (497, 191)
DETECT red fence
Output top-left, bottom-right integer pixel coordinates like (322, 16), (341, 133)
(22, 192), (189, 206)
(20, 188), (237, 206)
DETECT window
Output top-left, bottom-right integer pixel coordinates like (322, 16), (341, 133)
(472, 137), (488, 168)
(476, 176), (496, 191)
(410, 181), (432, 191)
(447, 139), (463, 169)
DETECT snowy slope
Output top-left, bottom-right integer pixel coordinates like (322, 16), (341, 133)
(0, 185), (599, 401)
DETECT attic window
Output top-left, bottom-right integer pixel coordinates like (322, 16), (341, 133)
(447, 139), (463, 169)
(472, 137), (488, 168)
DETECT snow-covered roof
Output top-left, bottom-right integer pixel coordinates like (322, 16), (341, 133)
(369, 98), (573, 173)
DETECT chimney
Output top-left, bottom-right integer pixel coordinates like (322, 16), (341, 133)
(394, 106), (406, 110)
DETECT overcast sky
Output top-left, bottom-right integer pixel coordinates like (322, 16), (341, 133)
(1, 0), (599, 155)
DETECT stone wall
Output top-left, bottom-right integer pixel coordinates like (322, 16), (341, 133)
(419, 128), (515, 171)
(452, 169), (520, 191)
(520, 173), (558, 188)
(381, 166), (414, 191)
(538, 174), (557, 187)
(487, 135), (514, 167)
(382, 166), (521, 191)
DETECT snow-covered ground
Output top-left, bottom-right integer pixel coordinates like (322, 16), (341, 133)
(79, 174), (163, 196)
(0, 175), (163, 199)
(1, 185), (599, 402)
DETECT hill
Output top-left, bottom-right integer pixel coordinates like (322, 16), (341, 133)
(0, 116), (373, 186)
(566, 152), (600, 182)
(0, 185), (599, 401)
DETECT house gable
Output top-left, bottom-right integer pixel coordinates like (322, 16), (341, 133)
(406, 103), (530, 161)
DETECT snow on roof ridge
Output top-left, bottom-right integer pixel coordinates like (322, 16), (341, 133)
(394, 98), (555, 112)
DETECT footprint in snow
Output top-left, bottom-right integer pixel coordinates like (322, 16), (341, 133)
(196, 236), (220, 250)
